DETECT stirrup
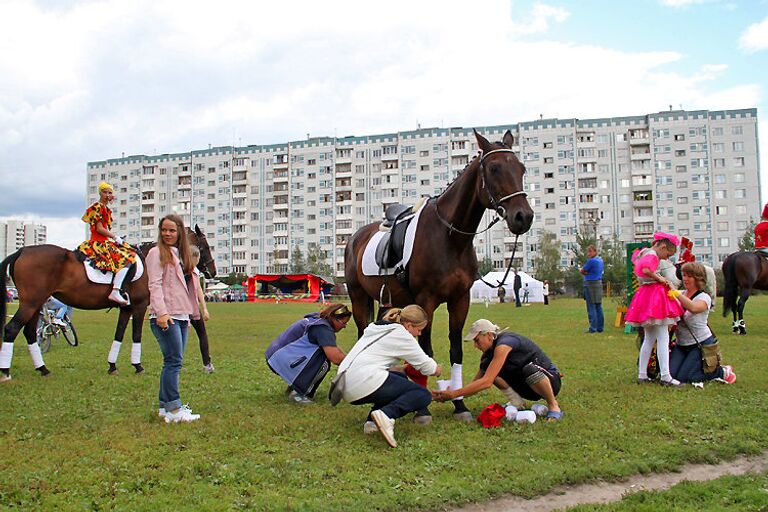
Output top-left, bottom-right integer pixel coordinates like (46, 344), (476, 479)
(379, 283), (392, 308)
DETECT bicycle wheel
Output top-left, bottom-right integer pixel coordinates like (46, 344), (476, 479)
(37, 325), (54, 353)
(61, 320), (79, 347)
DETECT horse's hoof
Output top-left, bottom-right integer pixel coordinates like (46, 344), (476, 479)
(108, 368), (118, 375)
(133, 364), (145, 374)
(36, 365), (51, 377)
(413, 414), (432, 426)
(453, 411), (473, 423)
(0, 373), (11, 383)
(739, 329), (747, 336)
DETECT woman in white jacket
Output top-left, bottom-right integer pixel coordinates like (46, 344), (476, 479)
(337, 305), (441, 448)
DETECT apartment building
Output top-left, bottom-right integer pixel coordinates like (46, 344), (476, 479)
(86, 108), (760, 278)
(0, 220), (47, 260)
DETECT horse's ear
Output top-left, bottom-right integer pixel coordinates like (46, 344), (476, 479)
(474, 129), (492, 153)
(195, 224), (203, 236)
(502, 130), (515, 149)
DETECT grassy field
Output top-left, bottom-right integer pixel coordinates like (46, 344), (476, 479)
(1, 297), (767, 511)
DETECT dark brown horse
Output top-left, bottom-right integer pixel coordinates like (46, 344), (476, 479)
(0, 225), (215, 380)
(722, 251), (768, 335)
(345, 130), (533, 421)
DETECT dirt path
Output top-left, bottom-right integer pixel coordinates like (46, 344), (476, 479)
(453, 453), (768, 512)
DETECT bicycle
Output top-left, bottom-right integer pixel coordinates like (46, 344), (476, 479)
(36, 306), (78, 353)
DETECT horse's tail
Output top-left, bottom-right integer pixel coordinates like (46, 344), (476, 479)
(0, 249), (23, 339)
(722, 253), (738, 317)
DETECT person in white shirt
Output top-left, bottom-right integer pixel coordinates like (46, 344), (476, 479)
(336, 305), (442, 448)
(668, 262), (736, 385)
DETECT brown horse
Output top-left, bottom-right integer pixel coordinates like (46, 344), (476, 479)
(0, 225), (215, 380)
(722, 251), (768, 335)
(345, 130), (533, 421)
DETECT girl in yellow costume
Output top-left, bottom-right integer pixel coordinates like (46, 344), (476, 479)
(77, 182), (137, 306)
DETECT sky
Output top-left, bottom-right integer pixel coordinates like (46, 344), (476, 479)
(1, 0), (767, 249)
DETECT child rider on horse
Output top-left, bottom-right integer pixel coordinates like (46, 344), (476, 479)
(756, 203), (768, 256)
(77, 182), (137, 306)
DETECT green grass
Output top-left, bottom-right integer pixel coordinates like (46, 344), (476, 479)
(1, 297), (767, 510)
(568, 471), (768, 511)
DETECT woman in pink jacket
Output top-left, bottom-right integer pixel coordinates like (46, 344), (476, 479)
(146, 215), (200, 423)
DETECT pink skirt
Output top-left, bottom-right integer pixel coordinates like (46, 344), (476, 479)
(625, 283), (683, 327)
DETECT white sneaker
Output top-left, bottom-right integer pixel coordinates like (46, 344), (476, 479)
(202, 363), (215, 374)
(371, 410), (397, 448)
(363, 421), (378, 435)
(159, 404), (193, 418)
(691, 382), (705, 389)
(52, 318), (67, 327)
(164, 407), (200, 423)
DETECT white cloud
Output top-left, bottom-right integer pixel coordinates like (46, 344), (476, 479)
(510, 2), (570, 36)
(0, 0), (765, 225)
(0, 215), (84, 250)
(740, 16), (768, 52)
(659, 0), (709, 7)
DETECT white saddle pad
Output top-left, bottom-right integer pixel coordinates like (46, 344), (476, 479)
(84, 257), (144, 285)
(362, 203), (425, 276)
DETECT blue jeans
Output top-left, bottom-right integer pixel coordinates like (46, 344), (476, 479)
(351, 371), (432, 420)
(670, 336), (723, 383)
(151, 319), (189, 412)
(584, 286), (604, 332)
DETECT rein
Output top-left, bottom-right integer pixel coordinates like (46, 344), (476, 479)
(432, 147), (526, 288)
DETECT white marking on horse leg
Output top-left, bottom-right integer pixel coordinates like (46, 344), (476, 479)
(28, 342), (44, 369)
(108, 340), (122, 363)
(0, 342), (13, 369)
(130, 343), (141, 365)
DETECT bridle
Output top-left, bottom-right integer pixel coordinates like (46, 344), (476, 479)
(479, 148), (527, 220)
(433, 147), (527, 288)
(434, 148), (527, 237)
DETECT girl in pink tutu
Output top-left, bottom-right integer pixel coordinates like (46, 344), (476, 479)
(625, 232), (685, 386)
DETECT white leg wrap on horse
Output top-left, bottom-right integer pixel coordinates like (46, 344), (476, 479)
(450, 363), (464, 400)
(28, 343), (44, 368)
(0, 342), (14, 368)
(502, 386), (526, 408)
(130, 343), (141, 365)
(108, 341), (122, 363)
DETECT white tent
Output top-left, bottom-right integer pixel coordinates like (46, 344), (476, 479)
(470, 271), (544, 303)
(206, 282), (229, 291)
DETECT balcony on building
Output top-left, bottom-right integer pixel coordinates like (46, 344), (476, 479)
(273, 169), (289, 182)
(178, 176), (192, 189)
(232, 184), (248, 198)
(232, 170), (247, 183)
(335, 177), (352, 192)
(335, 148), (353, 165)
(381, 146), (399, 161)
(273, 194), (289, 210)
(232, 198), (247, 212)
(273, 154), (289, 168)
(335, 162), (352, 175)
(177, 163), (192, 175)
(628, 128), (650, 145)
(232, 157), (249, 171)
(141, 191), (155, 203)
(450, 140), (470, 156)
(575, 132), (596, 148)
(632, 190), (653, 204)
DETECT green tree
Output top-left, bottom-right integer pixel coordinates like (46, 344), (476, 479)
(600, 235), (627, 299)
(306, 245), (334, 276)
(290, 246), (305, 273)
(477, 256), (494, 277)
(532, 230), (562, 286)
(562, 229), (597, 295)
(221, 272), (248, 286)
(738, 218), (757, 250)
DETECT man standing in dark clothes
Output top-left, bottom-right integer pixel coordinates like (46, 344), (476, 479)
(513, 269), (522, 308)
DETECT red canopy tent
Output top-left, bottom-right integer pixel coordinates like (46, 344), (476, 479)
(246, 274), (334, 303)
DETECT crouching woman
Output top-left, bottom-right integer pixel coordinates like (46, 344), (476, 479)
(432, 319), (563, 421)
(336, 305), (441, 448)
(265, 303), (351, 404)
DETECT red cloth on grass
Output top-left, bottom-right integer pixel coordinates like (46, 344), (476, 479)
(477, 403), (506, 428)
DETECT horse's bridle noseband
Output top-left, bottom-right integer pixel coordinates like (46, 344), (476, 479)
(479, 148), (527, 219)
